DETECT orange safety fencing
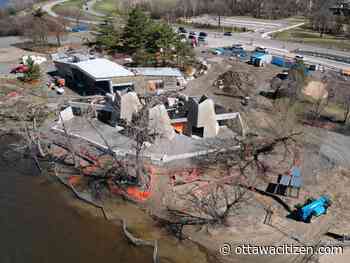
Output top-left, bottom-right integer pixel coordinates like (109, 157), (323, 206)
(107, 165), (156, 202)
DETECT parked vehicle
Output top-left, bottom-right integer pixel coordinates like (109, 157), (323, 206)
(308, 64), (317, 71)
(178, 27), (187, 34)
(189, 31), (197, 36)
(255, 46), (268, 54)
(295, 55), (304, 61)
(211, 48), (226, 55)
(224, 32), (232, 36)
(232, 44), (243, 49)
(276, 71), (289, 80)
(198, 36), (206, 43)
(211, 49), (222, 55)
(10, 64), (29, 74)
(199, 32), (207, 37)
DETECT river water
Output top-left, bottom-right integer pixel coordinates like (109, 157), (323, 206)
(0, 0), (8, 8)
(0, 135), (153, 263)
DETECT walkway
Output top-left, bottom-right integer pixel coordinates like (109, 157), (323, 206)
(84, 0), (106, 17)
(41, 0), (103, 25)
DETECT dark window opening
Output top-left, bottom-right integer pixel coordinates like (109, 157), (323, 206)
(192, 126), (204, 137)
(95, 81), (111, 95)
(97, 110), (112, 125)
(113, 84), (134, 93)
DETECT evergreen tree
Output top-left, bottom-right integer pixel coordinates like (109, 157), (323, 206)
(146, 22), (177, 53)
(122, 7), (151, 54)
(96, 22), (122, 51)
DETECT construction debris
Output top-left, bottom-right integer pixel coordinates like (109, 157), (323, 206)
(213, 70), (255, 98)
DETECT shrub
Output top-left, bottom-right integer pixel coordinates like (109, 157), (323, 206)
(23, 57), (41, 82)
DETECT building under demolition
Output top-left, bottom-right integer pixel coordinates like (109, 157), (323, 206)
(53, 92), (244, 164)
(52, 52), (186, 96)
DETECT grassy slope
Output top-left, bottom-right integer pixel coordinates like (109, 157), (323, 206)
(53, 0), (102, 21)
(93, 0), (118, 15)
(55, 0), (83, 9)
(273, 26), (350, 51)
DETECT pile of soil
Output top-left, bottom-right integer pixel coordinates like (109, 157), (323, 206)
(303, 80), (328, 100)
(214, 70), (255, 98)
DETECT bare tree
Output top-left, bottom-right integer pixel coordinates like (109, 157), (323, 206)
(331, 82), (350, 124)
(46, 18), (68, 46)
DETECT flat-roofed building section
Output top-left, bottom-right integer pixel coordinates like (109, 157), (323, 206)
(131, 67), (183, 77)
(52, 55), (135, 96)
(76, 58), (134, 80)
(131, 67), (184, 93)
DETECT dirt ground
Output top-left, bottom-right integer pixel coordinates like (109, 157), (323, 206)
(303, 80), (328, 100)
(183, 58), (280, 113)
(2, 39), (349, 263)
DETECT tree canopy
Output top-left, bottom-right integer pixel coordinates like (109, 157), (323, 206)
(122, 7), (152, 54)
(96, 7), (194, 67)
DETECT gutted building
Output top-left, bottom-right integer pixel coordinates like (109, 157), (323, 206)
(131, 67), (185, 93)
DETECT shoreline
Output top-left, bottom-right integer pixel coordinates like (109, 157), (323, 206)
(50, 163), (214, 263)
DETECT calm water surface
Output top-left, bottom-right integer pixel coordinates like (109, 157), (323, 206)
(0, 135), (152, 263)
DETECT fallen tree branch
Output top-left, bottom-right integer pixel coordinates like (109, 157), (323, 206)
(53, 163), (108, 220)
(122, 219), (159, 263)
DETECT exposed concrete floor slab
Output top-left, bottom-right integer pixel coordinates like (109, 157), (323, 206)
(55, 117), (238, 162)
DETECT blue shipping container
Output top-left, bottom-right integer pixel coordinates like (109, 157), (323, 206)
(271, 56), (285, 67)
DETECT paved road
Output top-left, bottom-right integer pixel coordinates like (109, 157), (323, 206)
(42, 1), (350, 70)
(187, 26), (350, 71)
(41, 0), (102, 25)
(84, 0), (105, 17)
(183, 14), (350, 70)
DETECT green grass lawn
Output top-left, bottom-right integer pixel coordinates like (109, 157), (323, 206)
(283, 16), (307, 23)
(273, 26), (350, 51)
(93, 0), (119, 15)
(55, 0), (84, 9)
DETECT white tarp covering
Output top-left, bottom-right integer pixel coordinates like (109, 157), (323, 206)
(22, 55), (47, 65)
